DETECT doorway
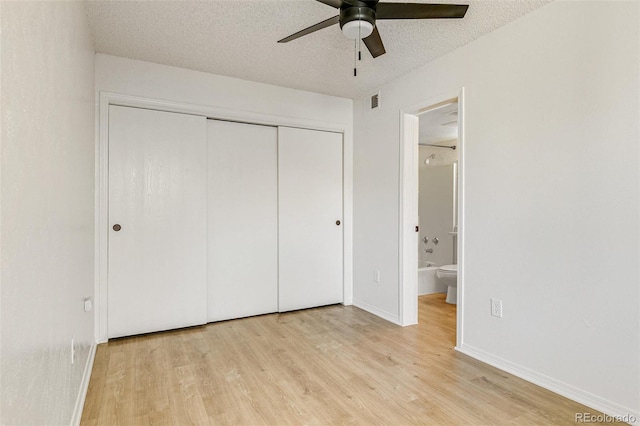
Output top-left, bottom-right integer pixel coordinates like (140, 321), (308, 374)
(399, 89), (464, 349)
(417, 101), (459, 345)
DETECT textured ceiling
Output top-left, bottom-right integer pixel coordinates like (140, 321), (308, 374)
(85, 0), (549, 99)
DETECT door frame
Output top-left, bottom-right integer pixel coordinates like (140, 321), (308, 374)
(398, 88), (465, 349)
(95, 92), (353, 343)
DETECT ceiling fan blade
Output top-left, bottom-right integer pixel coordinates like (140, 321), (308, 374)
(278, 15), (340, 43)
(376, 3), (468, 20)
(315, 0), (343, 8)
(316, 0), (365, 6)
(363, 26), (386, 58)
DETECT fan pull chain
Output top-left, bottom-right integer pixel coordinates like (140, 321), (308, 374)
(358, 20), (362, 61)
(354, 38), (357, 77)
(354, 15), (362, 77)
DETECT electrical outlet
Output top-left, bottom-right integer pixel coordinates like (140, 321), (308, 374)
(373, 270), (380, 283)
(71, 338), (75, 364)
(491, 298), (503, 318)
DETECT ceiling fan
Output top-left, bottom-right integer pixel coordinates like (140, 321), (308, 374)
(278, 0), (469, 60)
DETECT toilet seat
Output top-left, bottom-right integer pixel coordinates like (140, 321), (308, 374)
(437, 264), (457, 277)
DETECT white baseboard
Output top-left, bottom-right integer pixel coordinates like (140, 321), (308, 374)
(456, 344), (639, 426)
(71, 343), (97, 426)
(418, 289), (447, 296)
(353, 299), (401, 325)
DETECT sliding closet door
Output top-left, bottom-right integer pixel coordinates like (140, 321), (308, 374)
(278, 127), (343, 312)
(108, 106), (207, 338)
(207, 120), (278, 321)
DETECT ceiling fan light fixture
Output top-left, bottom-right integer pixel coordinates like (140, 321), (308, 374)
(341, 20), (373, 39)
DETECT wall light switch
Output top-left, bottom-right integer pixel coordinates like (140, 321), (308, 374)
(373, 270), (381, 283)
(84, 297), (92, 312)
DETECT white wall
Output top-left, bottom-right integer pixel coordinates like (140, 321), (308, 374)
(1, 1), (96, 424)
(95, 54), (352, 127)
(354, 1), (639, 420)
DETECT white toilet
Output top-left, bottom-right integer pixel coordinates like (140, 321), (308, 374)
(437, 264), (458, 304)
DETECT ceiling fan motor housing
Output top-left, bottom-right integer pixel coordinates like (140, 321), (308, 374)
(340, 6), (376, 40)
(339, 5), (376, 31)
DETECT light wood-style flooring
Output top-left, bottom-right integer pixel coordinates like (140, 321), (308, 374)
(81, 294), (615, 425)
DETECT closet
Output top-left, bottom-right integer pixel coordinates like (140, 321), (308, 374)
(107, 106), (343, 338)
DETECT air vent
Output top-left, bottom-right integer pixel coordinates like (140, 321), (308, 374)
(371, 92), (380, 109)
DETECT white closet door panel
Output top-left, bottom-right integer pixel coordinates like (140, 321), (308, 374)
(108, 106), (207, 338)
(207, 120), (278, 322)
(278, 127), (343, 312)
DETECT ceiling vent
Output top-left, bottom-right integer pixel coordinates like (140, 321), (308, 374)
(371, 92), (380, 109)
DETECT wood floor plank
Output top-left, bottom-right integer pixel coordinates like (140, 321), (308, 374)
(81, 294), (619, 425)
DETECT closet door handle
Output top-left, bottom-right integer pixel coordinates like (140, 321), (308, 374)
(336, 220), (341, 226)
(113, 224), (122, 232)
